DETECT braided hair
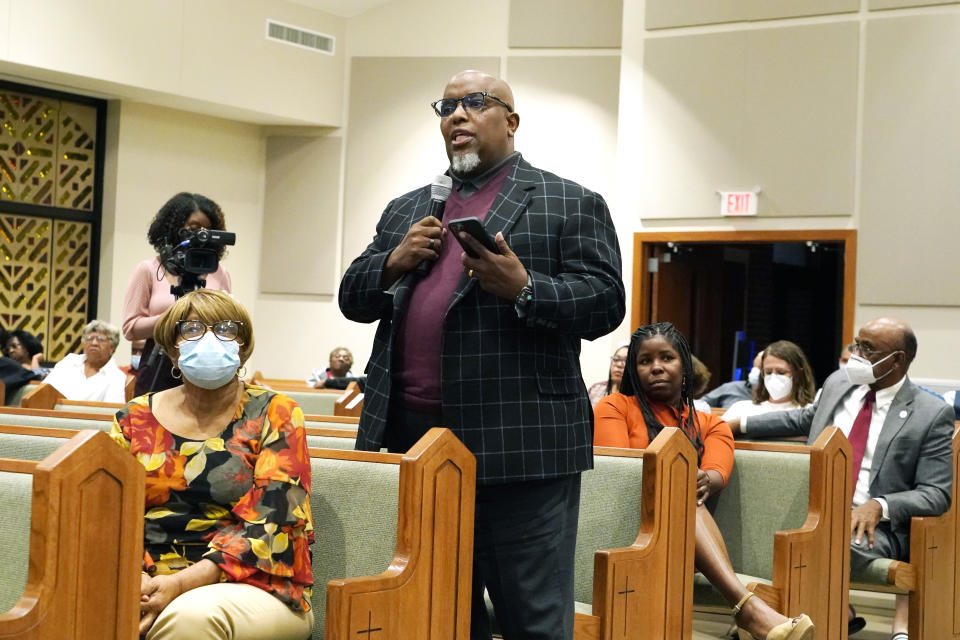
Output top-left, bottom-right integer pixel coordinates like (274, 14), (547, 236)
(619, 322), (705, 461)
(146, 193), (228, 258)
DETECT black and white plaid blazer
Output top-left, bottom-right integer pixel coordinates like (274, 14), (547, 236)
(339, 156), (625, 484)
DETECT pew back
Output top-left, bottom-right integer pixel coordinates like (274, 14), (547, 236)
(575, 450), (646, 605)
(0, 425), (72, 461)
(0, 471), (32, 613)
(713, 448), (810, 580)
(0, 430), (144, 639)
(309, 456), (400, 637)
(0, 407), (112, 431)
(314, 428), (475, 640)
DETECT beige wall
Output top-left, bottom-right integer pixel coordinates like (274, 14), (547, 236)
(623, 1), (960, 379)
(98, 100), (376, 379)
(0, 0), (346, 125)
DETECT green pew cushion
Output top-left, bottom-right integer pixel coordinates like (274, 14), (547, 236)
(0, 471), (33, 613)
(575, 454), (646, 606)
(708, 449), (809, 581)
(309, 457), (399, 639)
(282, 392), (337, 417)
(306, 435), (356, 450)
(0, 413), (112, 431)
(0, 432), (68, 461)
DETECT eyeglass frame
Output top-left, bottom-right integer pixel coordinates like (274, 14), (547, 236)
(610, 356), (627, 365)
(851, 339), (899, 361)
(431, 91), (513, 118)
(176, 320), (244, 343)
(82, 334), (111, 344)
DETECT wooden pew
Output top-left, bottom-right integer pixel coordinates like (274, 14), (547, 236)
(574, 428), (698, 640)
(334, 384), (364, 418)
(314, 427), (475, 639)
(849, 427), (960, 640)
(19, 383), (64, 410)
(0, 422), (469, 639)
(694, 428), (852, 640)
(305, 427), (357, 450)
(0, 430), (144, 639)
(2, 381), (40, 407)
(0, 407), (113, 431)
(251, 370), (345, 393)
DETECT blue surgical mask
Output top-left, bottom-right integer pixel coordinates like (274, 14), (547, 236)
(130, 355), (141, 370)
(177, 332), (241, 390)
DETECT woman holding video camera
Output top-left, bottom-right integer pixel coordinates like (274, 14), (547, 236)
(122, 193), (232, 396)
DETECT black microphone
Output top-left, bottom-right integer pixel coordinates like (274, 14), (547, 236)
(415, 174), (453, 275)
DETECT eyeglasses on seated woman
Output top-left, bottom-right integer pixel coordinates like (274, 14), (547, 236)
(593, 322), (813, 640)
(109, 289), (314, 640)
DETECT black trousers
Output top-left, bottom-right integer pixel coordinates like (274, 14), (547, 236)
(385, 405), (581, 640)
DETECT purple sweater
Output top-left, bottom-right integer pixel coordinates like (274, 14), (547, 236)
(395, 166), (512, 411)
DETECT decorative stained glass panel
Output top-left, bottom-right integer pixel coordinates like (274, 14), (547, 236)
(0, 213), (91, 360)
(0, 91), (97, 211)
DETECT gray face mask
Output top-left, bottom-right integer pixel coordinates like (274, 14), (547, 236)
(844, 352), (896, 386)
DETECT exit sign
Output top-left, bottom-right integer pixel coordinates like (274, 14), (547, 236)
(719, 191), (758, 216)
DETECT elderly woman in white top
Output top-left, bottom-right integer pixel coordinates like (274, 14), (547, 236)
(44, 320), (127, 403)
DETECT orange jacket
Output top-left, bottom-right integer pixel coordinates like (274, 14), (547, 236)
(594, 392), (734, 485)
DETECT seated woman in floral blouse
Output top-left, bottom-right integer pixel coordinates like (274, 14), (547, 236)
(111, 289), (313, 640)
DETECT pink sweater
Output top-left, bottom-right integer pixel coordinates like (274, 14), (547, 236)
(121, 257), (232, 341)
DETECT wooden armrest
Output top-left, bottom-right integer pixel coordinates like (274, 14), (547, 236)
(20, 383), (64, 410)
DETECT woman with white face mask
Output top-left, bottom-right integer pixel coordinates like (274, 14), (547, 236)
(723, 340), (817, 425)
(110, 289), (314, 640)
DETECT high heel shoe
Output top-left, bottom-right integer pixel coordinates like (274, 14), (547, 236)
(733, 592), (815, 640)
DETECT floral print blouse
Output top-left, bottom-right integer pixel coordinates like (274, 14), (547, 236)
(110, 384), (314, 612)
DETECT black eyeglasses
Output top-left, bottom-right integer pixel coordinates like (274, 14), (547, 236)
(177, 320), (243, 342)
(431, 92), (513, 118)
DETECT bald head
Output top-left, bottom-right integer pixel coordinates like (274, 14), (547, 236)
(862, 317), (917, 364)
(444, 70), (515, 110)
(439, 70), (519, 177)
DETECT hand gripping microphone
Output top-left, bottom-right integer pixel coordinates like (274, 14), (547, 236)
(415, 174), (453, 275)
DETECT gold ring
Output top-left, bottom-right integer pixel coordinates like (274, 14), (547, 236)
(467, 269), (474, 278)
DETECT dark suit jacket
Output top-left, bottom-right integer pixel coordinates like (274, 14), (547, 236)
(339, 156), (625, 484)
(745, 370), (954, 551)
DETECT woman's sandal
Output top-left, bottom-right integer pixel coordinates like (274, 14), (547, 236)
(734, 592), (816, 640)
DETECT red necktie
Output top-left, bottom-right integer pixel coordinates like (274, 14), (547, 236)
(848, 389), (877, 487)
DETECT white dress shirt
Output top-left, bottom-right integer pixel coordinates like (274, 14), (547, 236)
(44, 353), (127, 403)
(830, 376), (907, 514)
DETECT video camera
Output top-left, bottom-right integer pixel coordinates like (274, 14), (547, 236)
(159, 228), (236, 296)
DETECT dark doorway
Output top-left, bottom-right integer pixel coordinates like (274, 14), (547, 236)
(633, 231), (856, 393)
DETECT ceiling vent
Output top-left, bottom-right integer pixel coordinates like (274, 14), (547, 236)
(266, 19), (335, 55)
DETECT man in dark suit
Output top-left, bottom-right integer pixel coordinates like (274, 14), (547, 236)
(339, 70), (624, 640)
(727, 317), (953, 638)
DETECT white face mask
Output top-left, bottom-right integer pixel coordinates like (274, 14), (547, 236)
(763, 373), (793, 402)
(844, 352), (896, 386)
(747, 367), (761, 387)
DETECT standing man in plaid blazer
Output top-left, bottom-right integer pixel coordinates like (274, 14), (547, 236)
(339, 70), (625, 639)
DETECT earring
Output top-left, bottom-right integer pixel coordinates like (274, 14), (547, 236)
(171, 366), (182, 379)
(237, 366), (247, 379)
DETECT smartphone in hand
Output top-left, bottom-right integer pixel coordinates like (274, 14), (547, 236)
(448, 217), (499, 258)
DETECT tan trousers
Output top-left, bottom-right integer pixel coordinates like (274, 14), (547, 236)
(145, 582), (314, 640)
